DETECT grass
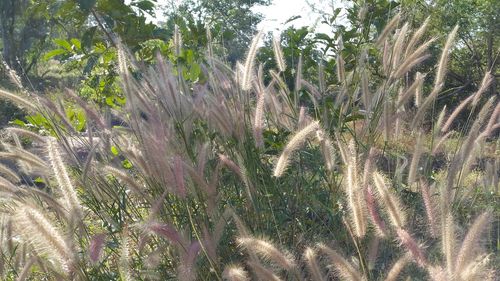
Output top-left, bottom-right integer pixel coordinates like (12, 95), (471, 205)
(0, 14), (498, 281)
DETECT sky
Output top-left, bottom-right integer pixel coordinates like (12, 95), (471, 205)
(252, 0), (337, 34)
(141, 0), (341, 35)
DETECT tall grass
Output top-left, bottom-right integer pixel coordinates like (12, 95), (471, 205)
(0, 14), (497, 280)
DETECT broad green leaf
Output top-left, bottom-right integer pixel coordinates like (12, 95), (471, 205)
(43, 49), (67, 60)
(10, 119), (26, 127)
(70, 38), (82, 51)
(82, 26), (97, 52)
(54, 39), (73, 51)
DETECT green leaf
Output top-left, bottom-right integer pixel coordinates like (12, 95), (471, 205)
(315, 33), (332, 42)
(43, 49), (67, 60)
(70, 38), (82, 51)
(83, 54), (99, 74)
(82, 26), (97, 52)
(111, 146), (119, 156)
(34, 177), (45, 184)
(75, 110), (86, 131)
(54, 39), (73, 51)
(105, 96), (115, 107)
(189, 63), (201, 81)
(122, 159), (133, 169)
(132, 0), (155, 13)
(10, 119), (26, 127)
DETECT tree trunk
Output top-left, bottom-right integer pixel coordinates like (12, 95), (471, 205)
(486, 22), (497, 97)
(0, 0), (18, 71)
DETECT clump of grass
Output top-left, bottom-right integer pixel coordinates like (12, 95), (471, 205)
(0, 13), (496, 281)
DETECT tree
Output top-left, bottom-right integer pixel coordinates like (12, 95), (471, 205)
(0, 0), (54, 74)
(398, 0), (498, 127)
(163, 0), (270, 63)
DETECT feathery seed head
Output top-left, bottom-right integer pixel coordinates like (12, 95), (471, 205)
(223, 265), (250, 281)
(274, 121), (320, 177)
(303, 247), (325, 281)
(13, 203), (74, 273)
(240, 31), (263, 91)
(47, 137), (83, 219)
(89, 233), (106, 264)
(272, 36), (286, 72)
(372, 171), (406, 228)
(237, 237), (295, 270)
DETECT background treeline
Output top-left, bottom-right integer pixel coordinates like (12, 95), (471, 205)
(0, 0), (497, 125)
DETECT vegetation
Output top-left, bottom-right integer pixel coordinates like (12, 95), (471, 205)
(0, 0), (498, 280)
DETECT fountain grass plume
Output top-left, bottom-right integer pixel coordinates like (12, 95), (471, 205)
(397, 72), (426, 108)
(396, 228), (427, 267)
(435, 25), (459, 89)
(391, 23), (409, 71)
(240, 31), (263, 91)
(88, 233), (106, 264)
(47, 137), (83, 219)
(5, 127), (46, 143)
(303, 247), (326, 281)
(272, 35), (286, 72)
(119, 226), (133, 281)
(253, 88), (267, 148)
(345, 140), (367, 237)
(0, 163), (20, 183)
(384, 254), (411, 281)
(295, 54), (303, 92)
(455, 212), (491, 274)
(420, 180), (438, 237)
(0, 175), (18, 193)
(376, 13), (401, 46)
(222, 265), (250, 281)
(365, 185), (388, 237)
(247, 261), (282, 281)
(0, 89), (37, 111)
(407, 131), (424, 190)
(441, 213), (456, 278)
(372, 171), (406, 229)
(336, 38), (345, 83)
(412, 25), (459, 129)
(273, 121), (320, 177)
(237, 236), (296, 270)
(404, 16), (431, 57)
(393, 38), (434, 78)
(441, 72), (494, 133)
(13, 203), (74, 274)
(0, 148), (47, 171)
(472, 72), (493, 106)
(317, 243), (364, 281)
(317, 129), (336, 172)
